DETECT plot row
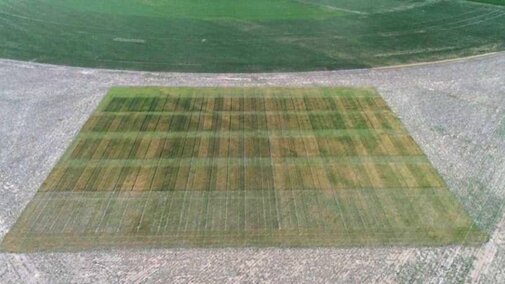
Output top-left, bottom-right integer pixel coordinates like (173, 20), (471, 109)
(41, 161), (443, 192)
(22, 188), (473, 241)
(103, 96), (388, 113)
(82, 111), (402, 133)
(69, 134), (422, 160)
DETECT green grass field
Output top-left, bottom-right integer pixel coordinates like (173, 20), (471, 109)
(1, 87), (486, 252)
(470, 0), (505, 6)
(1, 0), (505, 72)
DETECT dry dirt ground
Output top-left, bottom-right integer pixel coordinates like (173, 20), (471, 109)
(0, 54), (504, 283)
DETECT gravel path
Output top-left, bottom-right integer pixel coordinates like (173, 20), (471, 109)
(0, 54), (504, 283)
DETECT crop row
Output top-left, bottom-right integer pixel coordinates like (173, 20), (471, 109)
(41, 160), (442, 192)
(68, 134), (421, 160)
(103, 96), (388, 113)
(20, 187), (474, 240)
(82, 111), (402, 133)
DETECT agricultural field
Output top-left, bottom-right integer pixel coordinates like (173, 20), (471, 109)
(1, 0), (505, 72)
(0, 87), (486, 252)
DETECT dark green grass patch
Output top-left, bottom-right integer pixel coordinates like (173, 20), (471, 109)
(0, 0), (504, 72)
(1, 87), (486, 252)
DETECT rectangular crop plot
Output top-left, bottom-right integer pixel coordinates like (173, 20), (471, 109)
(1, 87), (486, 252)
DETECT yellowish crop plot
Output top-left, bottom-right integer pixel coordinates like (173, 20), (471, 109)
(1, 87), (486, 252)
